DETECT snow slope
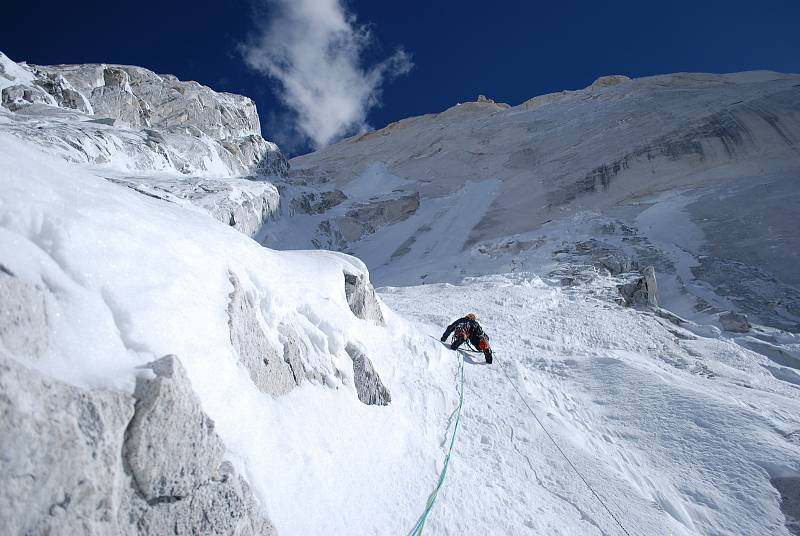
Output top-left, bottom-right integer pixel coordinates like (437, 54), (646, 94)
(381, 274), (800, 535)
(0, 133), (465, 534)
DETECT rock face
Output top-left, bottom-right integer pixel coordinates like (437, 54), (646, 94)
(108, 175), (280, 237)
(227, 273), (305, 395)
(343, 193), (420, 235)
(0, 353), (133, 536)
(289, 189), (347, 215)
(0, 351), (275, 536)
(617, 266), (659, 308)
(345, 343), (391, 406)
(0, 267), (48, 358)
(0, 51), (288, 178)
(344, 271), (386, 326)
(719, 311), (751, 333)
(126, 356), (225, 501)
(297, 190), (421, 252)
(123, 355), (276, 536)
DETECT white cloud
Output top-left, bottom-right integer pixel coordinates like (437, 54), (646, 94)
(241, 0), (413, 150)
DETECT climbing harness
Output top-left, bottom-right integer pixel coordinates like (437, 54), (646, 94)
(497, 361), (634, 536)
(407, 341), (465, 536)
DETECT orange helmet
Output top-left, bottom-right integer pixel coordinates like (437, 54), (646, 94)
(466, 313), (477, 321)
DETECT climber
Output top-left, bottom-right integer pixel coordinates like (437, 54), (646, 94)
(440, 313), (493, 364)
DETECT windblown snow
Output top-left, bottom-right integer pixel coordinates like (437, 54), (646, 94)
(2, 49), (800, 536)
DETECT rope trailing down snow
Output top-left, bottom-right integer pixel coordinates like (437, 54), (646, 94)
(407, 350), (465, 536)
(498, 361), (634, 536)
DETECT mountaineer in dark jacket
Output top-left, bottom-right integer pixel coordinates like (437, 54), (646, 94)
(441, 313), (493, 364)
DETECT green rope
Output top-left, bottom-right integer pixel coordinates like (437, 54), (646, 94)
(407, 352), (465, 536)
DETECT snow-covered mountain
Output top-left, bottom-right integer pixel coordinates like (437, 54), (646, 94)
(0, 51), (288, 236)
(0, 51), (288, 177)
(2, 51), (800, 536)
(275, 72), (800, 332)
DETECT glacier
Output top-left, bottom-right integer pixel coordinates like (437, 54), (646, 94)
(1, 48), (800, 536)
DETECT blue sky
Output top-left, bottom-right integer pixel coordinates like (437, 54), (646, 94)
(5, 0), (799, 155)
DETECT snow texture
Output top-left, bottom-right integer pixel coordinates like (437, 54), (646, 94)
(380, 273), (800, 535)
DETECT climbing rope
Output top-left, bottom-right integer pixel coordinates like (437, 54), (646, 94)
(497, 361), (634, 536)
(407, 345), (465, 536)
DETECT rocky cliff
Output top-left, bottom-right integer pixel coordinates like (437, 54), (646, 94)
(0, 51), (289, 236)
(0, 51), (287, 177)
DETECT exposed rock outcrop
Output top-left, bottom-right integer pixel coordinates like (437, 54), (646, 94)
(590, 75), (631, 88)
(0, 353), (133, 536)
(0, 267), (48, 358)
(344, 271), (385, 325)
(227, 272), (304, 396)
(126, 355), (225, 501)
(345, 343), (391, 406)
(289, 189), (347, 215)
(123, 355), (276, 535)
(334, 192), (420, 242)
(0, 51), (288, 178)
(617, 266), (659, 308)
(719, 311), (751, 333)
(108, 175), (280, 237)
(0, 352), (275, 536)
